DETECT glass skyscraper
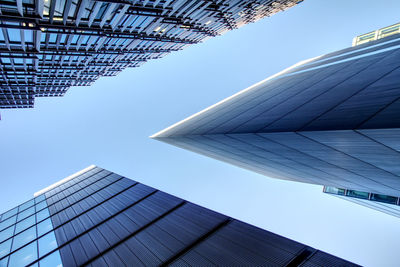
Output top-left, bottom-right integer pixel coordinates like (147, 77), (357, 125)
(0, 0), (302, 109)
(0, 165), (358, 266)
(152, 32), (400, 216)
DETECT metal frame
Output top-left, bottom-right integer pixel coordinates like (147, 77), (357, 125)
(1, 0), (302, 109)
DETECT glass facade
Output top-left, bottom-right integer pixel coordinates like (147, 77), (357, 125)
(0, 166), (358, 266)
(0, 192), (61, 267)
(0, 0), (303, 109)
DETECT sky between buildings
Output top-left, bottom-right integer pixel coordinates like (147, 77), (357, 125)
(1, 0), (400, 266)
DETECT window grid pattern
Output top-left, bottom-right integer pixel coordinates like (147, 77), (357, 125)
(0, 166), (359, 266)
(0, 189), (61, 266)
(0, 0), (302, 109)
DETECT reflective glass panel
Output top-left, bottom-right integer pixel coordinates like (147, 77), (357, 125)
(346, 190), (369, 199)
(36, 201), (47, 212)
(12, 226), (36, 251)
(1, 208), (18, 222)
(36, 208), (50, 223)
(372, 194), (398, 204)
(37, 218), (53, 237)
(0, 216), (17, 232)
(38, 231), (58, 257)
(15, 215), (36, 234)
(17, 206), (35, 222)
(19, 199), (35, 213)
(0, 256), (8, 267)
(39, 250), (62, 267)
(324, 186), (345, 195)
(0, 239), (12, 258)
(35, 195), (46, 204)
(0, 225), (14, 243)
(8, 241), (37, 267)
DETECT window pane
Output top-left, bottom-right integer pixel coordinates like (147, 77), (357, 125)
(37, 218), (53, 237)
(19, 199), (35, 212)
(0, 225), (14, 243)
(15, 215), (36, 234)
(0, 239), (12, 258)
(17, 206), (35, 222)
(1, 208), (18, 222)
(0, 256), (8, 267)
(35, 195), (46, 204)
(36, 201), (47, 212)
(346, 190), (369, 199)
(372, 194), (398, 204)
(12, 226), (36, 251)
(36, 208), (50, 223)
(9, 241), (37, 267)
(39, 250), (62, 267)
(0, 216), (17, 232)
(38, 231), (58, 257)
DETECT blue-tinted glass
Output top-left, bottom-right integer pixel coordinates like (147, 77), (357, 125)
(39, 250), (62, 267)
(36, 201), (47, 212)
(346, 190), (369, 199)
(37, 218), (53, 237)
(35, 195), (46, 204)
(1, 208), (18, 222)
(19, 199), (35, 212)
(38, 231), (58, 258)
(36, 208), (50, 223)
(12, 226), (36, 251)
(15, 215), (36, 234)
(0, 225), (14, 243)
(17, 206), (35, 222)
(0, 238), (12, 258)
(8, 241), (37, 267)
(372, 194), (398, 204)
(0, 256), (8, 267)
(0, 216), (17, 231)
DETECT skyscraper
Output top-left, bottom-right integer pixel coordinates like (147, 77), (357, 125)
(152, 32), (400, 201)
(0, 165), (358, 266)
(0, 0), (303, 109)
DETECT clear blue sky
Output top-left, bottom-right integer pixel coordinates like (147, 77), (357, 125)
(1, 0), (400, 266)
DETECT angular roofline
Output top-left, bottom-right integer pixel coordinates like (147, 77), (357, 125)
(150, 56), (319, 139)
(33, 165), (97, 197)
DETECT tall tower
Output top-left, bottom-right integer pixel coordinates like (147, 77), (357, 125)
(152, 30), (400, 216)
(0, 0), (303, 109)
(0, 165), (358, 266)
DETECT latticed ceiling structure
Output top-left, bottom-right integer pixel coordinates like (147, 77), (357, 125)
(0, 0), (302, 109)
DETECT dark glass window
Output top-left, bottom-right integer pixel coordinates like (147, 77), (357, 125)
(371, 194), (398, 205)
(346, 190), (369, 199)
